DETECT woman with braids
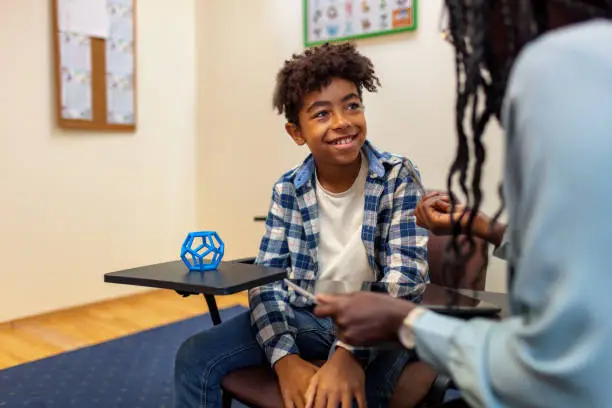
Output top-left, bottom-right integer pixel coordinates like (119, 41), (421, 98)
(315, 1), (612, 407)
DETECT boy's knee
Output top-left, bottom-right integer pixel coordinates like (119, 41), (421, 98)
(175, 336), (197, 377)
(174, 333), (214, 379)
(174, 311), (258, 386)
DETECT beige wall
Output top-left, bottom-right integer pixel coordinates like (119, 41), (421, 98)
(0, 0), (198, 322)
(196, 0), (508, 292)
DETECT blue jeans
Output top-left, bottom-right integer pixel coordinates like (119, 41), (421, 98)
(174, 309), (411, 408)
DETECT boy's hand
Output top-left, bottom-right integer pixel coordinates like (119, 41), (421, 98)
(274, 355), (319, 408)
(415, 192), (469, 235)
(415, 191), (506, 247)
(304, 347), (366, 408)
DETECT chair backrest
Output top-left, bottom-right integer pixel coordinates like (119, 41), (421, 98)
(427, 233), (489, 291)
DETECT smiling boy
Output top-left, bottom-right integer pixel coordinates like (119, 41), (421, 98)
(174, 42), (429, 408)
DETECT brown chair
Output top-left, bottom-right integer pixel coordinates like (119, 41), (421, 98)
(426, 234), (488, 292)
(221, 233), (489, 408)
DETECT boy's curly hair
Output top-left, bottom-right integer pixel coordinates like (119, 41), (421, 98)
(272, 42), (381, 124)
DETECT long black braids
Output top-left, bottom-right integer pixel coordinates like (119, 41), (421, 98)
(443, 0), (498, 296)
(442, 0), (470, 295)
(442, 0), (612, 296)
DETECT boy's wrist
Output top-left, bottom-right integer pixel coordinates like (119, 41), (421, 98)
(334, 341), (370, 368)
(273, 353), (300, 375)
(331, 345), (364, 368)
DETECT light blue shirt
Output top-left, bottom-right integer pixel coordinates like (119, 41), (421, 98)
(411, 20), (612, 407)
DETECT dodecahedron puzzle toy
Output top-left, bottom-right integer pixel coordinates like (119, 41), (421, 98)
(180, 231), (225, 271)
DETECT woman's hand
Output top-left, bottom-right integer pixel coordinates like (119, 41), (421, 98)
(313, 292), (416, 347)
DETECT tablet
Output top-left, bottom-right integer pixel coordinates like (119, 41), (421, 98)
(285, 279), (503, 318)
(420, 283), (502, 317)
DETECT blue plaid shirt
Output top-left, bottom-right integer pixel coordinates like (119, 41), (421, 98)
(248, 141), (429, 365)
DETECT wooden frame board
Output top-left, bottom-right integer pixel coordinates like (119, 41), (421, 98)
(52, 0), (137, 132)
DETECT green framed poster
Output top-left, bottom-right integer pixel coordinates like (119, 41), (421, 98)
(303, 0), (418, 47)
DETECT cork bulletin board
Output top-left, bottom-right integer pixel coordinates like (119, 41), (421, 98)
(304, 0), (418, 47)
(52, 0), (137, 132)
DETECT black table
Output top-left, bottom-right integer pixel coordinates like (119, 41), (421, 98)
(104, 256), (510, 326)
(104, 258), (286, 325)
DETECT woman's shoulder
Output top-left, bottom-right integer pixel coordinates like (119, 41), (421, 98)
(510, 20), (612, 89)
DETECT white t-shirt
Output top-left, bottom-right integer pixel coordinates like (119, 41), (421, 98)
(315, 152), (374, 287)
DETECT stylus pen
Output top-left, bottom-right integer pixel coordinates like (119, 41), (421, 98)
(284, 279), (317, 303)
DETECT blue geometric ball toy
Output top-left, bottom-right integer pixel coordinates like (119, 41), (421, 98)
(180, 231), (225, 272)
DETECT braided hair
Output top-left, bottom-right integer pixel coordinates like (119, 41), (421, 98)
(442, 0), (612, 291)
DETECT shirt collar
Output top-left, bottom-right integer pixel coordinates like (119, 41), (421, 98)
(293, 140), (389, 189)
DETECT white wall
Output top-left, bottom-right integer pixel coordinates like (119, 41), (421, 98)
(196, 0), (508, 292)
(0, 0), (198, 322)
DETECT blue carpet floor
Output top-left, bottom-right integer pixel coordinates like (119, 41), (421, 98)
(0, 306), (247, 408)
(1, 305), (462, 407)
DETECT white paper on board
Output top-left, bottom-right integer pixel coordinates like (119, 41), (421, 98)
(59, 0), (109, 39)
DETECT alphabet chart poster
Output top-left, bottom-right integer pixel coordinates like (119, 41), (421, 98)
(304, 0), (418, 46)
